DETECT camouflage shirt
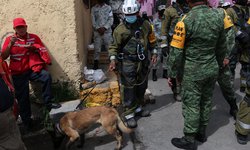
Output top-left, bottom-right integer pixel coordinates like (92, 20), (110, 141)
(91, 3), (114, 33)
(167, 5), (228, 81)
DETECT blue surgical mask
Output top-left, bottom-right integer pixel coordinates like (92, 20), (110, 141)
(125, 15), (137, 24)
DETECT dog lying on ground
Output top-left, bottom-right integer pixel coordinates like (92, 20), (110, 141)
(57, 106), (133, 150)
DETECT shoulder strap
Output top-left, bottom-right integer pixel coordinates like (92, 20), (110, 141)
(120, 18), (146, 51)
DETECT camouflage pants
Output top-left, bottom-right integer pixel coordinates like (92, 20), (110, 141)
(229, 52), (239, 80)
(152, 52), (161, 70)
(119, 60), (148, 116)
(236, 99), (250, 135)
(217, 66), (236, 105)
(93, 31), (112, 60)
(182, 76), (217, 134)
(162, 55), (168, 70)
(241, 63), (250, 96)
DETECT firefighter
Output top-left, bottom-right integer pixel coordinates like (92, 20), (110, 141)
(108, 0), (157, 128)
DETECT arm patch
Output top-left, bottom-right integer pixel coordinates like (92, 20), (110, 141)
(170, 15), (186, 49)
(223, 10), (233, 29)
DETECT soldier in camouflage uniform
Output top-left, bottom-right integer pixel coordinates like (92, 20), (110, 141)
(108, 0), (157, 128)
(151, 5), (166, 81)
(216, 9), (238, 119)
(226, 0), (250, 145)
(168, 0), (228, 149)
(161, 0), (189, 101)
(226, 0), (250, 91)
(91, 0), (114, 69)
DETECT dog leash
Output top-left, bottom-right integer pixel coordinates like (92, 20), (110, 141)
(75, 69), (111, 110)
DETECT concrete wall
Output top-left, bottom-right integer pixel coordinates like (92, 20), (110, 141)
(0, 0), (93, 89)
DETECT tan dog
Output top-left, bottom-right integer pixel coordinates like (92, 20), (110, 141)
(59, 106), (133, 150)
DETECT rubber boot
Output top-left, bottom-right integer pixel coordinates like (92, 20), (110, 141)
(93, 60), (99, 70)
(162, 69), (168, 78)
(152, 69), (157, 81)
(171, 134), (197, 150)
(228, 99), (238, 120)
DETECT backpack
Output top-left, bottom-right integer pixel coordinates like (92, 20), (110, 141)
(232, 6), (250, 46)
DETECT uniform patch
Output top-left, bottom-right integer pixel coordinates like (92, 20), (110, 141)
(170, 16), (186, 49)
(247, 18), (250, 25)
(223, 10), (233, 29)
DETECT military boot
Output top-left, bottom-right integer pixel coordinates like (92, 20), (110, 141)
(235, 130), (248, 145)
(135, 107), (151, 117)
(174, 93), (182, 102)
(126, 117), (137, 128)
(195, 126), (207, 143)
(171, 136), (197, 150)
(93, 60), (99, 70)
(174, 84), (182, 102)
(228, 99), (238, 120)
(152, 69), (157, 81)
(162, 69), (168, 78)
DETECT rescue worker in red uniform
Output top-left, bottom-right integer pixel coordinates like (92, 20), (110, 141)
(1, 18), (61, 130)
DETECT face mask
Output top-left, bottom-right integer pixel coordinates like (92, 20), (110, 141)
(125, 15), (137, 24)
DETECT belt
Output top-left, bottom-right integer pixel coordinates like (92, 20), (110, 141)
(117, 53), (139, 61)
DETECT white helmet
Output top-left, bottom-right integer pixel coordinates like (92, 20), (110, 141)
(158, 5), (166, 11)
(171, 0), (176, 4)
(222, 2), (231, 7)
(122, 0), (140, 15)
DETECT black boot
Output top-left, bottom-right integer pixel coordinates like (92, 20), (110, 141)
(171, 136), (197, 150)
(235, 130), (248, 145)
(228, 99), (238, 120)
(93, 60), (99, 70)
(152, 69), (157, 81)
(135, 109), (151, 117)
(126, 118), (137, 128)
(195, 126), (207, 143)
(162, 69), (168, 78)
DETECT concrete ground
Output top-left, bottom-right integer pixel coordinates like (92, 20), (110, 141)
(22, 64), (250, 150)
